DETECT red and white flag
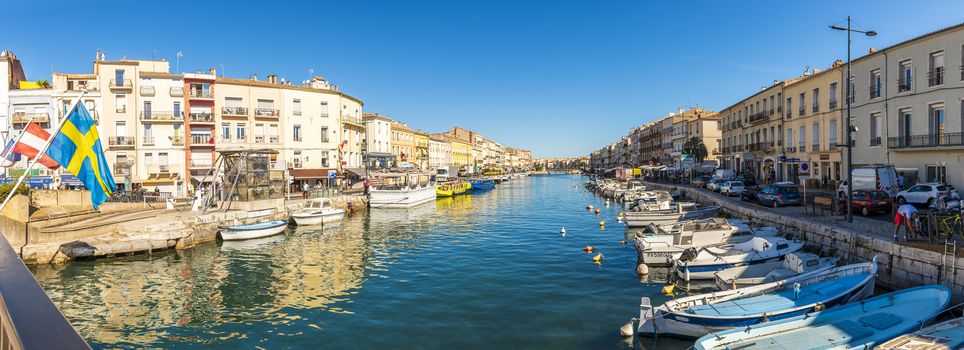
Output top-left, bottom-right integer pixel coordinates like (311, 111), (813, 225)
(12, 122), (60, 169)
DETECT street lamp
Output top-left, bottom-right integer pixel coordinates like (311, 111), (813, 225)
(830, 16), (876, 223)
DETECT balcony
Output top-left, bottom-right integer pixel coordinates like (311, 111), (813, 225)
(769, 109), (774, 116)
(785, 146), (796, 153)
(786, 110), (792, 119)
(108, 136), (135, 148)
(191, 160), (214, 168)
(189, 89), (213, 100)
(829, 100), (838, 109)
(869, 86), (881, 99)
(829, 141), (838, 149)
(143, 136), (155, 146)
(798, 144), (806, 152)
(288, 161), (303, 169)
(109, 79), (133, 90)
(928, 68), (944, 86)
(888, 132), (964, 149)
(870, 137), (881, 146)
(190, 135), (215, 146)
(749, 112), (769, 124)
(798, 108), (806, 116)
(190, 112), (214, 123)
(342, 115), (365, 127)
(66, 80), (99, 92)
(172, 136), (185, 145)
(898, 77), (912, 92)
(140, 111), (184, 122)
(12, 112), (50, 124)
(812, 105), (819, 113)
(269, 136), (279, 144)
(114, 162), (131, 175)
(170, 86), (184, 97)
(221, 106), (248, 116)
(254, 135), (265, 143)
(811, 143), (820, 152)
(254, 108), (279, 117)
(139, 85), (155, 96)
(777, 106), (782, 113)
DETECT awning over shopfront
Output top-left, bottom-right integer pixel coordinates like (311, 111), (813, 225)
(345, 168), (367, 177)
(289, 168), (335, 180)
(142, 178), (177, 186)
(191, 175), (215, 183)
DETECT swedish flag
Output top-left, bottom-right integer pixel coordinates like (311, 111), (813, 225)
(46, 103), (117, 209)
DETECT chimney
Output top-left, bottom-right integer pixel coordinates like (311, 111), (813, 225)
(252, 74), (258, 81)
(869, 47), (876, 54)
(209, 68), (217, 75)
(833, 59), (844, 67)
(267, 75), (277, 84)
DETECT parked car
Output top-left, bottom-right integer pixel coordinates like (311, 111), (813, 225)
(895, 182), (959, 206)
(719, 181), (745, 196)
(741, 186), (761, 202)
(757, 183), (802, 208)
(691, 175), (712, 188)
(740, 177), (757, 187)
(838, 166), (900, 198)
(706, 179), (724, 192)
(851, 190), (893, 216)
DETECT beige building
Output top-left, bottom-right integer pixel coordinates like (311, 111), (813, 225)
(721, 79), (796, 182)
(781, 64), (845, 185)
(413, 130), (429, 170)
(390, 121), (415, 165)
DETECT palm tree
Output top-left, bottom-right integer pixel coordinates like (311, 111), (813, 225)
(683, 136), (708, 164)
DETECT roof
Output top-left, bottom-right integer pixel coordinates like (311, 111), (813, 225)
(362, 113), (392, 122)
(852, 21), (964, 64)
(216, 77), (364, 106)
(430, 134), (452, 142)
(139, 72), (181, 79)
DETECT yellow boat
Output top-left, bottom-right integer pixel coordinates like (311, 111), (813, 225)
(452, 181), (472, 195)
(436, 183), (454, 197)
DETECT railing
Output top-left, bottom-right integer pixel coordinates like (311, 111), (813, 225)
(269, 136), (279, 144)
(172, 137), (184, 145)
(254, 136), (265, 143)
(798, 144), (806, 152)
(222, 106), (248, 116)
(811, 143), (820, 151)
(898, 76), (912, 92)
(888, 132), (964, 149)
(342, 115), (363, 125)
(143, 136), (155, 145)
(169, 86), (184, 97)
(12, 112), (50, 124)
(108, 136), (135, 146)
(829, 141), (838, 149)
(777, 106), (782, 113)
(140, 85), (155, 96)
(110, 79), (132, 88)
(829, 100), (838, 109)
(189, 90), (213, 99)
(785, 146), (796, 153)
(812, 105), (819, 113)
(191, 160), (213, 168)
(798, 107), (806, 116)
(928, 67), (944, 86)
(140, 111), (183, 121)
(869, 86), (881, 99)
(288, 161), (303, 169)
(255, 108), (279, 117)
(114, 162), (131, 175)
(769, 109), (774, 116)
(190, 135), (214, 145)
(870, 137), (881, 146)
(786, 110), (792, 118)
(67, 81), (98, 92)
(190, 112), (214, 122)
(749, 112), (769, 124)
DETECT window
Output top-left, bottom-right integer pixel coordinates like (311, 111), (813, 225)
(158, 152), (168, 165)
(144, 153), (153, 165)
(254, 123), (265, 143)
(786, 97), (792, 117)
(320, 101), (329, 117)
(293, 98), (302, 116)
(769, 95), (775, 114)
(929, 51), (944, 86)
(898, 108), (913, 147)
(828, 120), (837, 148)
(926, 165), (947, 183)
(929, 103), (945, 144)
(269, 124), (278, 143)
(236, 123), (247, 141)
(870, 112), (881, 146)
(798, 92), (806, 115)
(221, 123), (231, 141)
(256, 99), (275, 116)
(143, 124), (153, 143)
(777, 92), (783, 112)
(762, 99), (768, 116)
(848, 76), (856, 103)
(173, 101), (181, 118)
(143, 101), (152, 119)
(829, 82), (838, 108)
(799, 126), (806, 151)
(321, 126), (329, 142)
(812, 122), (820, 150)
(114, 69), (125, 86)
(870, 70), (881, 98)
(899, 60), (912, 92)
(786, 129), (793, 151)
(116, 121), (127, 137)
(321, 151), (329, 167)
(115, 94), (127, 113)
(812, 88), (820, 113)
(293, 124), (302, 141)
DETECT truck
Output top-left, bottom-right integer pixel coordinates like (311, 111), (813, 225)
(838, 165), (900, 198)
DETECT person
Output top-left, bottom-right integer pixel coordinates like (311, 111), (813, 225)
(894, 204), (920, 241)
(897, 174), (905, 189)
(302, 182), (309, 199)
(363, 180), (369, 195)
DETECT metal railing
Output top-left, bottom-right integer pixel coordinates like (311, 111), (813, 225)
(928, 68), (944, 86)
(798, 107), (806, 116)
(221, 106), (248, 116)
(190, 112), (214, 122)
(785, 146), (796, 153)
(829, 141), (838, 149)
(269, 136), (279, 144)
(254, 136), (265, 143)
(11, 112), (50, 124)
(798, 144), (806, 152)
(189, 90), (213, 99)
(869, 86), (881, 99)
(0, 235), (88, 349)
(255, 108), (279, 117)
(191, 160), (213, 168)
(140, 111), (183, 121)
(114, 162), (131, 175)
(190, 135), (214, 145)
(109, 79), (132, 88)
(169, 87), (184, 97)
(811, 143), (820, 151)
(898, 76), (912, 92)
(749, 112), (769, 124)
(108, 136), (135, 146)
(67, 81), (98, 92)
(143, 136), (155, 145)
(870, 137), (881, 146)
(172, 137), (184, 145)
(812, 105), (819, 113)
(888, 132), (963, 148)
(829, 100), (838, 109)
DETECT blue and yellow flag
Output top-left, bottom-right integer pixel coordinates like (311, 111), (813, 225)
(46, 103), (117, 209)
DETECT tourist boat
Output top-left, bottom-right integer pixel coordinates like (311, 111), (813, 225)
(875, 316), (964, 350)
(219, 220), (289, 241)
(290, 198), (345, 226)
(469, 179), (496, 190)
(693, 285), (950, 350)
(436, 182), (455, 197)
(454, 180), (472, 195)
(672, 236), (804, 280)
(639, 258), (878, 339)
(634, 218), (749, 266)
(369, 171), (437, 208)
(714, 252), (839, 290)
(624, 203), (721, 227)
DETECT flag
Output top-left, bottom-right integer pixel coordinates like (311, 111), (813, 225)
(12, 122), (60, 169)
(0, 139), (21, 167)
(45, 103), (116, 209)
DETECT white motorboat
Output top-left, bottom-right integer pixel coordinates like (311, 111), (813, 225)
(634, 218), (750, 266)
(291, 198), (345, 226)
(369, 171), (437, 209)
(672, 236), (804, 280)
(624, 203), (721, 227)
(714, 252), (839, 290)
(219, 220), (289, 241)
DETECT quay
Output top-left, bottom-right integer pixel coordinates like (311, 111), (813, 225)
(639, 180), (964, 303)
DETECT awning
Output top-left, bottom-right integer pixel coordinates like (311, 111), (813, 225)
(143, 178), (177, 185)
(365, 152), (394, 159)
(289, 168), (335, 180)
(191, 175), (214, 183)
(345, 168), (367, 177)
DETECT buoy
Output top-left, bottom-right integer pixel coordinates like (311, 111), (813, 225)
(593, 252), (604, 263)
(636, 263), (649, 275)
(617, 216), (623, 223)
(661, 284), (674, 296)
(599, 220), (605, 228)
(620, 239), (627, 245)
(560, 227), (566, 236)
(594, 209), (600, 214)
(588, 205), (594, 210)
(620, 318), (636, 338)
(582, 245), (594, 253)
(618, 211), (623, 217)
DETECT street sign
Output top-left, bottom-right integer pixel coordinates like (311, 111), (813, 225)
(799, 161), (810, 174)
(328, 170), (338, 179)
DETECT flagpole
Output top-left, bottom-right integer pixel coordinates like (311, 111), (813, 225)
(0, 92), (87, 213)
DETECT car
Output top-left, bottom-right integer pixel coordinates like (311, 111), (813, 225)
(740, 186), (761, 202)
(719, 181), (745, 196)
(691, 176), (712, 188)
(706, 179), (724, 192)
(851, 190), (893, 216)
(739, 177), (757, 187)
(895, 182), (959, 206)
(756, 183), (802, 208)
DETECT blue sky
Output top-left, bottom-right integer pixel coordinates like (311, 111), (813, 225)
(4, 1), (964, 157)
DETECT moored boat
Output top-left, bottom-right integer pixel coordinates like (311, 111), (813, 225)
(693, 285), (951, 350)
(634, 218), (749, 266)
(672, 236), (804, 280)
(624, 203), (721, 227)
(469, 178), (496, 190)
(219, 220), (289, 241)
(639, 258), (878, 339)
(714, 252), (839, 290)
(291, 198), (345, 226)
(875, 316), (964, 350)
(369, 170), (437, 208)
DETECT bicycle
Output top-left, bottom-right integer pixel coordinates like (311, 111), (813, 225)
(932, 208), (963, 242)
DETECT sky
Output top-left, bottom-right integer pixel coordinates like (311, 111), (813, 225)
(4, 1), (964, 158)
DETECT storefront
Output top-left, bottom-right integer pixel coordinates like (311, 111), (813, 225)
(288, 168), (337, 192)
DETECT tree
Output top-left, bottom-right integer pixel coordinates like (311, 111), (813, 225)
(683, 136), (708, 164)
(37, 80), (50, 88)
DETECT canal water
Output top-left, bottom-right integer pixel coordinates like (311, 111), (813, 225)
(31, 175), (690, 349)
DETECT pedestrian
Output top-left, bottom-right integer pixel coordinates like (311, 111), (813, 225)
(893, 204), (920, 241)
(363, 180), (369, 195)
(897, 174), (905, 189)
(302, 182), (309, 199)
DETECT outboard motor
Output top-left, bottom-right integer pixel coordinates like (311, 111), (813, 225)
(678, 247), (699, 263)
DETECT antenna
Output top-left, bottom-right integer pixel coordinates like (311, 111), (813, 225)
(176, 51), (183, 74)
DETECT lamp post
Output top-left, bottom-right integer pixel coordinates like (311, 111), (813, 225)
(831, 16), (876, 223)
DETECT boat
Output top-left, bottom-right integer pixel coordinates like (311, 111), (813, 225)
(672, 236), (804, 280)
(454, 180), (472, 195)
(290, 198), (345, 226)
(693, 285), (951, 350)
(369, 170), (437, 208)
(714, 252), (839, 290)
(624, 203), (721, 227)
(436, 182), (455, 197)
(219, 220), (289, 241)
(469, 179), (496, 190)
(875, 316), (964, 350)
(639, 259), (878, 339)
(634, 218), (750, 266)
(220, 233), (287, 251)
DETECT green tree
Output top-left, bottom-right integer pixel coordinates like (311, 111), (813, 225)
(683, 136), (708, 164)
(37, 80), (50, 88)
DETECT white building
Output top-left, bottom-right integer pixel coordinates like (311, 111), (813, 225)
(429, 134), (452, 170)
(363, 113), (393, 169)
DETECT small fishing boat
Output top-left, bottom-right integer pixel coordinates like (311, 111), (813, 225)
(219, 220), (289, 241)
(469, 179), (496, 190)
(714, 252), (839, 290)
(290, 198), (345, 226)
(672, 236), (804, 280)
(875, 316), (964, 350)
(634, 218), (749, 266)
(693, 285), (951, 350)
(639, 259), (878, 339)
(624, 203), (721, 227)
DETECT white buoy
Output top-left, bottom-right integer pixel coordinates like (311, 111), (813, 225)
(560, 227), (566, 236)
(620, 318), (636, 337)
(636, 263), (649, 276)
(617, 216), (623, 223)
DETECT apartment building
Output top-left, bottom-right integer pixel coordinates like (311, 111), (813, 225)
(136, 70), (187, 195)
(450, 136), (473, 172)
(429, 134), (452, 170)
(363, 113), (393, 169)
(338, 96), (365, 174)
(721, 80), (794, 182)
(413, 130), (429, 170)
(390, 121), (415, 166)
(280, 77), (344, 187)
(183, 71), (216, 192)
(781, 64), (845, 185)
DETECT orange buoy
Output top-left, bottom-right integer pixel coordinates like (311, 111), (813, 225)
(582, 245), (594, 253)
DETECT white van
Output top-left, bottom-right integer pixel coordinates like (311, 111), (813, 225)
(436, 168), (450, 182)
(838, 165), (900, 198)
(713, 169), (736, 180)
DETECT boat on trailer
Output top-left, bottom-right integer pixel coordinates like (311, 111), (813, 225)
(219, 220), (289, 241)
(693, 285), (950, 350)
(639, 258), (878, 339)
(291, 198), (345, 226)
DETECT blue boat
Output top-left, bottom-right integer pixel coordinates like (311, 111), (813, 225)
(470, 179), (496, 190)
(694, 285), (952, 350)
(638, 259), (877, 339)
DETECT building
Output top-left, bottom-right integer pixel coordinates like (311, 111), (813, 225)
(449, 136), (473, 172)
(390, 121), (414, 166)
(363, 113), (393, 169)
(781, 64), (845, 186)
(183, 70), (217, 194)
(721, 80), (795, 183)
(429, 133), (452, 170)
(338, 92), (365, 176)
(413, 130), (429, 170)
(280, 77), (344, 188)
(136, 69), (187, 195)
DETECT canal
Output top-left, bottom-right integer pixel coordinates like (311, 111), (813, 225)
(31, 175), (689, 349)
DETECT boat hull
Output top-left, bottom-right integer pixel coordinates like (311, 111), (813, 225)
(291, 210), (344, 226)
(219, 220), (288, 241)
(369, 185), (437, 208)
